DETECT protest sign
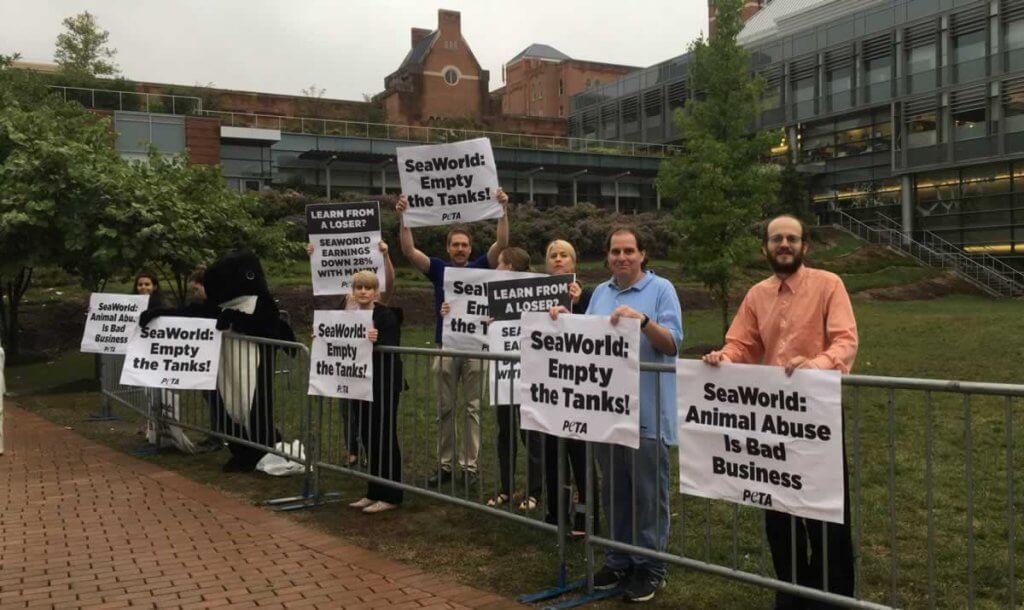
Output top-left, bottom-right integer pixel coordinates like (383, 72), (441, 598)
(487, 275), (574, 405)
(308, 309), (374, 401)
(306, 201), (385, 296)
(442, 267), (542, 351)
(119, 317), (222, 390)
(676, 360), (845, 523)
(396, 138), (502, 228)
(80, 293), (150, 354)
(519, 313), (641, 448)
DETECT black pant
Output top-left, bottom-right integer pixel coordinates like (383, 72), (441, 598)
(495, 404), (543, 499)
(344, 400), (363, 458)
(766, 454), (854, 609)
(543, 436), (599, 531)
(360, 394), (403, 505)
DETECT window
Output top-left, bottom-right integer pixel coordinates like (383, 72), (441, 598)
(827, 66), (853, 111)
(1008, 20), (1024, 51)
(954, 29), (987, 82)
(907, 44), (936, 75)
(907, 111), (938, 148)
(585, 79), (592, 87)
(953, 107), (987, 141)
(443, 39), (458, 50)
(443, 67), (460, 86)
(1004, 89), (1024, 132)
(558, 79), (564, 96)
(792, 76), (815, 119)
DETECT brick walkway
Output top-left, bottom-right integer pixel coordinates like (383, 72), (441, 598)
(0, 405), (518, 609)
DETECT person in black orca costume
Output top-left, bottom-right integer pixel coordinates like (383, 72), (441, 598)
(140, 251), (295, 472)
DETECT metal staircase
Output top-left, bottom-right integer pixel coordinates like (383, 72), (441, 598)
(831, 210), (1024, 298)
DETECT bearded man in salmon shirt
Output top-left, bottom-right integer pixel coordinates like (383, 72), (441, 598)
(703, 214), (858, 610)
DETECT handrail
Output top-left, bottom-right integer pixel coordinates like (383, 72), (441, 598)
(873, 213), (1024, 288)
(832, 210), (1023, 297)
(201, 109), (681, 158)
(49, 85), (202, 115)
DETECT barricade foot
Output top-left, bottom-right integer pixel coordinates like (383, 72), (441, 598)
(264, 492), (343, 512)
(86, 413), (122, 422)
(537, 586), (622, 610)
(517, 578), (586, 604)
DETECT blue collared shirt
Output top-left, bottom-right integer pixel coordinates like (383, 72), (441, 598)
(586, 270), (683, 445)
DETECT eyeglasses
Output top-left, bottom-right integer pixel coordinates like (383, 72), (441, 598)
(768, 234), (802, 245)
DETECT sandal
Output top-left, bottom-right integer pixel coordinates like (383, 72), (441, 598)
(486, 493), (510, 507)
(518, 496), (538, 511)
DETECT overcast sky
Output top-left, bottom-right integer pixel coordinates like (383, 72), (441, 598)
(0, 1), (707, 100)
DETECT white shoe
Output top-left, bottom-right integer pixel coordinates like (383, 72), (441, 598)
(362, 501), (398, 514)
(349, 497), (373, 508)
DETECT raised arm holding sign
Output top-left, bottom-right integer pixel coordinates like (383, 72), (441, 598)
(394, 187), (508, 486)
(396, 138), (502, 228)
(306, 201), (386, 296)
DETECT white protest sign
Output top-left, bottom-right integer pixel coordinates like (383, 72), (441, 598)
(80, 293), (150, 354)
(676, 360), (845, 523)
(443, 267), (543, 351)
(308, 309), (374, 401)
(519, 313), (641, 448)
(119, 317), (222, 390)
(487, 275), (574, 405)
(396, 137), (502, 228)
(306, 201), (385, 296)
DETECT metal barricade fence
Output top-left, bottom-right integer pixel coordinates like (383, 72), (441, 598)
(99, 333), (316, 502)
(98, 338), (1024, 609)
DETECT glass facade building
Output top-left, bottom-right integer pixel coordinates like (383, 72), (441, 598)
(568, 0), (1024, 263)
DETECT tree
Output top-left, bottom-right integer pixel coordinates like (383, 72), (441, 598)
(0, 57), (124, 356)
(769, 158), (812, 221)
(300, 84), (327, 118)
(54, 11), (119, 77)
(657, 0), (779, 338)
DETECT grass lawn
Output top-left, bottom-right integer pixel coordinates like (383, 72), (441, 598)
(6, 293), (1024, 609)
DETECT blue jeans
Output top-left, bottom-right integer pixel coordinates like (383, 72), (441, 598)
(596, 438), (671, 580)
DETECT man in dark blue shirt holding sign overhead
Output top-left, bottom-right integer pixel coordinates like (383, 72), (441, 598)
(396, 189), (509, 486)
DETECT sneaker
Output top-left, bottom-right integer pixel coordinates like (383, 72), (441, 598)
(362, 500), (398, 514)
(592, 565), (627, 591)
(427, 469), (453, 487)
(622, 569), (665, 603)
(349, 497), (373, 508)
(517, 496), (538, 511)
(486, 493), (510, 507)
(461, 470), (479, 486)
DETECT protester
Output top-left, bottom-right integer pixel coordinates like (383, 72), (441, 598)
(539, 239), (598, 533)
(133, 271), (171, 309)
(187, 266), (207, 304)
(344, 269), (405, 514)
(441, 247), (543, 509)
(396, 189), (509, 487)
(703, 215), (858, 609)
(307, 239), (396, 464)
(550, 226), (682, 603)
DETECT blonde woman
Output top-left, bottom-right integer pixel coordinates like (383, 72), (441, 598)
(345, 269), (405, 514)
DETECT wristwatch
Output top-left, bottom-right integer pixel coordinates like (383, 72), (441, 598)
(640, 314), (650, 329)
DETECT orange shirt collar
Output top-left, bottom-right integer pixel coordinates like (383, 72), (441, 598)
(767, 264), (807, 294)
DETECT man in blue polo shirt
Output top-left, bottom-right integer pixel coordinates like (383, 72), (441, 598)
(396, 189), (509, 486)
(553, 226), (682, 603)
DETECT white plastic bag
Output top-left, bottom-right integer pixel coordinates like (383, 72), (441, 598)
(256, 440), (307, 476)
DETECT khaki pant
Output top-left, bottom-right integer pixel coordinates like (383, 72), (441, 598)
(433, 355), (483, 473)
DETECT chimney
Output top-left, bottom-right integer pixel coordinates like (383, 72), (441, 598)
(411, 27), (431, 48)
(438, 9), (461, 38)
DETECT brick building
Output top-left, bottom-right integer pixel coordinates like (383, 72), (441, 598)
(378, 9), (491, 124)
(708, 0), (769, 36)
(501, 44), (637, 118)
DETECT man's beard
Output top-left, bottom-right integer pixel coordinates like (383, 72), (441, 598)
(767, 249), (804, 274)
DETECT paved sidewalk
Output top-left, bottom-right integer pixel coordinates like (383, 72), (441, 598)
(0, 405), (518, 609)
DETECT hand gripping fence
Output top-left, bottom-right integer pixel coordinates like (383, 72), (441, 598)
(98, 338), (1024, 609)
